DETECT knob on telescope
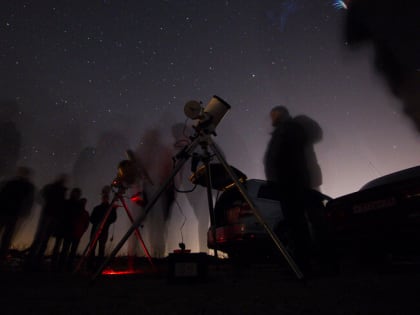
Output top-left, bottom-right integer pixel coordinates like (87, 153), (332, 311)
(184, 100), (203, 120)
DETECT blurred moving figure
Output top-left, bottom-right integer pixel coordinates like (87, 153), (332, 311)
(52, 188), (89, 271)
(0, 100), (21, 181)
(136, 128), (173, 257)
(264, 106), (312, 275)
(61, 196), (89, 271)
(345, 0), (420, 131)
(264, 106), (310, 190)
(26, 174), (68, 269)
(88, 185), (117, 268)
(0, 167), (35, 261)
(51, 187), (82, 269)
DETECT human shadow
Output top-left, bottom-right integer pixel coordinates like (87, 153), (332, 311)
(293, 114), (323, 191)
(135, 128), (174, 257)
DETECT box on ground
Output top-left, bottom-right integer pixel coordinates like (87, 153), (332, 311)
(167, 252), (208, 283)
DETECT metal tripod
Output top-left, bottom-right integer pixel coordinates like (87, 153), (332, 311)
(74, 184), (155, 273)
(91, 130), (304, 281)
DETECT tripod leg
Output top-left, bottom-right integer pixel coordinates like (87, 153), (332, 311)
(90, 136), (201, 281)
(74, 193), (120, 273)
(208, 138), (304, 280)
(118, 196), (156, 271)
(201, 147), (218, 258)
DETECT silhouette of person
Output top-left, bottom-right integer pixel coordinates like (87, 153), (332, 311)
(264, 106), (310, 188)
(51, 187), (82, 269)
(50, 187), (86, 270)
(59, 195), (89, 271)
(88, 185), (117, 267)
(26, 174), (68, 270)
(264, 106), (312, 275)
(136, 128), (173, 257)
(0, 100), (21, 181)
(0, 167), (35, 261)
(345, 0), (420, 131)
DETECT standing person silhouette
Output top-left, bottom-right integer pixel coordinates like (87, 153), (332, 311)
(0, 167), (35, 262)
(88, 185), (117, 269)
(264, 106), (312, 275)
(51, 187), (82, 270)
(0, 100), (21, 181)
(26, 174), (68, 270)
(59, 195), (89, 271)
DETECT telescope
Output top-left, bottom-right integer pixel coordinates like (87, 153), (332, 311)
(111, 159), (138, 188)
(112, 149), (154, 189)
(184, 95), (231, 134)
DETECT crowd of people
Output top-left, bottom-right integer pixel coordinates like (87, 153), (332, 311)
(0, 102), (324, 278)
(0, 170), (118, 272)
(0, 104), (323, 277)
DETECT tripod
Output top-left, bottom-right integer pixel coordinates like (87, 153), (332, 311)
(74, 184), (155, 273)
(91, 130), (304, 281)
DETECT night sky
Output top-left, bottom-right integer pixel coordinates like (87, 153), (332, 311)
(1, 0), (419, 255)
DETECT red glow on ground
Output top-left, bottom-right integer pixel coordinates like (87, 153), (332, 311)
(101, 269), (145, 276)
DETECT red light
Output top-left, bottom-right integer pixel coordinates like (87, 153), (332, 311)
(101, 268), (144, 276)
(130, 193), (145, 206)
(131, 195), (142, 202)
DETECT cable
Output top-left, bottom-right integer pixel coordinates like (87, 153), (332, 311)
(174, 198), (187, 245)
(175, 183), (197, 193)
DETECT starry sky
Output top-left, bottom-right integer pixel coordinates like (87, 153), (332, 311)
(1, 0), (420, 255)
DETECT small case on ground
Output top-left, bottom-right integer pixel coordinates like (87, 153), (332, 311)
(167, 252), (208, 283)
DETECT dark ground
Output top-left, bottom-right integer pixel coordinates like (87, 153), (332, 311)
(1, 254), (420, 315)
